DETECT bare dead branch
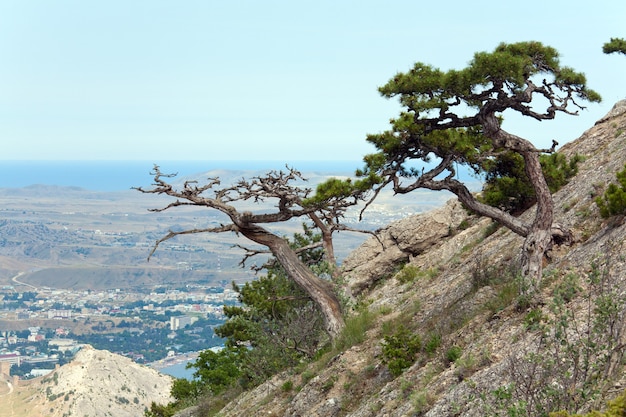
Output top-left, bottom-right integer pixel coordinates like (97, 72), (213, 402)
(147, 224), (237, 261)
(333, 224), (385, 250)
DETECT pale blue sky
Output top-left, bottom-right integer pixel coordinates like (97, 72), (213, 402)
(1, 1), (624, 161)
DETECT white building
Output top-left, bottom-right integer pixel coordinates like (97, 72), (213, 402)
(170, 315), (197, 331)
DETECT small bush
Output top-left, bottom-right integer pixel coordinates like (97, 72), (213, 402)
(595, 164), (626, 218)
(552, 273), (581, 303)
(411, 390), (435, 415)
(300, 370), (315, 386)
(321, 376), (336, 392)
(445, 346), (463, 364)
(457, 219), (471, 230)
(523, 308), (545, 331)
(423, 333), (442, 355)
(333, 308), (375, 352)
(396, 264), (420, 284)
(549, 389), (626, 416)
(144, 402), (177, 417)
(281, 380), (293, 392)
(454, 353), (478, 381)
(396, 265), (439, 284)
(381, 325), (422, 377)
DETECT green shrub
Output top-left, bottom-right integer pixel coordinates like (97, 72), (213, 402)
(481, 257), (626, 417)
(190, 348), (242, 395)
(595, 164), (626, 218)
(454, 353), (478, 381)
(549, 389), (626, 416)
(170, 378), (202, 402)
(396, 264), (420, 284)
(411, 390), (435, 414)
(281, 380), (294, 392)
(552, 273), (581, 303)
(423, 333), (442, 355)
(300, 370), (316, 385)
(523, 308), (545, 331)
(445, 346), (463, 364)
(396, 265), (439, 284)
(333, 307), (375, 352)
(381, 325), (422, 377)
(144, 402), (177, 417)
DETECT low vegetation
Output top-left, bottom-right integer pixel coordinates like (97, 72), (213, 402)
(478, 251), (626, 417)
(595, 164), (626, 218)
(550, 389), (626, 416)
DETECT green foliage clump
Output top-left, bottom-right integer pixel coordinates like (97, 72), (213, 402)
(481, 152), (583, 213)
(144, 402), (177, 417)
(281, 380), (294, 392)
(523, 308), (546, 331)
(219, 270), (326, 382)
(304, 173), (380, 207)
(170, 378), (202, 403)
(396, 264), (420, 284)
(381, 325), (422, 377)
(595, 164), (626, 218)
(423, 332), (442, 355)
(396, 264), (440, 285)
(333, 307), (375, 352)
(480, 254), (626, 417)
(603, 37), (626, 56)
(550, 389), (626, 416)
(445, 345), (463, 364)
(188, 348), (242, 396)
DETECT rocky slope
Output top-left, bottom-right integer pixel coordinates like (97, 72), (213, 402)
(1, 345), (173, 417)
(185, 100), (626, 417)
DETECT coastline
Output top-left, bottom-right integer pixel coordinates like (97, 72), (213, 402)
(149, 351), (201, 380)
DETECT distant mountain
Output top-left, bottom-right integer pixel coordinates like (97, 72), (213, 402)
(0, 185), (140, 203)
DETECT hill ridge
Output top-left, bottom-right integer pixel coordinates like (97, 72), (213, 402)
(1, 345), (173, 417)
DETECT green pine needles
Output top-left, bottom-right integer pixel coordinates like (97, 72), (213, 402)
(481, 152), (583, 214)
(603, 37), (626, 56)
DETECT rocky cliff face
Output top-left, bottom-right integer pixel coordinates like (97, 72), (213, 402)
(197, 100), (626, 417)
(1, 345), (173, 417)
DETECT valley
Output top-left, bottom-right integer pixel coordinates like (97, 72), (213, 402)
(0, 174), (457, 374)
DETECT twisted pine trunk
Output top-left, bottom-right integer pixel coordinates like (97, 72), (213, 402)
(238, 223), (345, 338)
(519, 150), (554, 294)
(481, 115), (557, 295)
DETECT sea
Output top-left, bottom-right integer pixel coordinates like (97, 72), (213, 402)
(0, 160), (362, 191)
(158, 359), (196, 380)
(0, 160), (482, 191)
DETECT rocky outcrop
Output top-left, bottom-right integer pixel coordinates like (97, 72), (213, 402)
(340, 199), (470, 295)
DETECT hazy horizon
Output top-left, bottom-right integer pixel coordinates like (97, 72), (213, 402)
(0, 160), (363, 191)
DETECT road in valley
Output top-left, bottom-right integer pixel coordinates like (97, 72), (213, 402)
(11, 272), (37, 290)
